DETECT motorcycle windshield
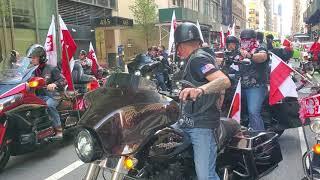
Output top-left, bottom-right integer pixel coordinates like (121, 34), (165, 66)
(0, 58), (34, 85)
(78, 73), (179, 156)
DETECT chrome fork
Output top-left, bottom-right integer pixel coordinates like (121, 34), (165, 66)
(83, 162), (101, 180)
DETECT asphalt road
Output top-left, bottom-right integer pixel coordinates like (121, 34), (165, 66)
(0, 61), (317, 180)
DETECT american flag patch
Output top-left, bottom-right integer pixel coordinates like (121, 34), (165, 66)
(200, 64), (215, 74)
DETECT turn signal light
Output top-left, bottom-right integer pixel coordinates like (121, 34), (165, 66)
(123, 157), (135, 170)
(28, 81), (39, 88)
(313, 144), (320, 155)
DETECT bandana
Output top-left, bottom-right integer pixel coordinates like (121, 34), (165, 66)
(35, 63), (46, 77)
(240, 38), (259, 54)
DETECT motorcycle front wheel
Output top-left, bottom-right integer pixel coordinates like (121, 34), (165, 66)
(0, 143), (10, 172)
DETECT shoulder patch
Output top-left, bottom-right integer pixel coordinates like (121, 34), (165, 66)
(200, 64), (215, 74)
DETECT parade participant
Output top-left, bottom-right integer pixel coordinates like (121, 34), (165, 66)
(239, 29), (269, 131)
(266, 34), (274, 50)
(9, 50), (21, 68)
(174, 22), (231, 180)
(257, 31), (267, 49)
(78, 50), (93, 75)
(27, 44), (67, 138)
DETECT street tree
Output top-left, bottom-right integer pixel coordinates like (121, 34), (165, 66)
(130, 0), (157, 48)
(0, 0), (10, 66)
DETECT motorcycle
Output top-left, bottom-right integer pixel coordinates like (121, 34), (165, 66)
(0, 58), (99, 171)
(220, 50), (303, 136)
(74, 73), (283, 180)
(127, 54), (173, 92)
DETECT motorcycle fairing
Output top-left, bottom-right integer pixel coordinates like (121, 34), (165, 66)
(78, 73), (179, 156)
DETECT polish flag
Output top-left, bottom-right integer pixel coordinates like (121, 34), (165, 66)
(220, 27), (225, 49)
(44, 15), (57, 67)
(229, 79), (241, 123)
(87, 42), (100, 77)
(59, 15), (77, 90)
(269, 53), (298, 105)
(229, 23), (235, 36)
(196, 20), (204, 43)
(168, 10), (177, 55)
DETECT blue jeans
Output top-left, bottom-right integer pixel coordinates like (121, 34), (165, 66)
(39, 96), (61, 128)
(183, 128), (220, 180)
(243, 86), (267, 130)
(155, 72), (167, 91)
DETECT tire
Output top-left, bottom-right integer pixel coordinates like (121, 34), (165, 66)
(0, 144), (10, 172)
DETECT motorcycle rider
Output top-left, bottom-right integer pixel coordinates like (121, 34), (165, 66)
(174, 22), (231, 180)
(27, 44), (67, 138)
(78, 50), (93, 75)
(257, 31), (267, 49)
(266, 34), (274, 50)
(239, 29), (269, 130)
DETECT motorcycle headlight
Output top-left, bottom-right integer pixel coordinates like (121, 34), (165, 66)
(74, 129), (103, 163)
(146, 75), (151, 80)
(134, 70), (141, 76)
(310, 118), (320, 134)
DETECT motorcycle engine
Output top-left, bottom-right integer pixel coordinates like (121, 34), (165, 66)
(148, 128), (191, 161)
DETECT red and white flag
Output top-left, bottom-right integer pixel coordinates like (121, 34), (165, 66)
(220, 27), (225, 49)
(229, 23), (235, 36)
(228, 79), (241, 123)
(269, 53), (298, 105)
(88, 42), (100, 77)
(44, 15), (57, 67)
(59, 15), (77, 90)
(196, 20), (204, 43)
(168, 10), (177, 55)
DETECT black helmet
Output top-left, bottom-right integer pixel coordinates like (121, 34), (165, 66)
(256, 31), (264, 41)
(226, 35), (239, 45)
(266, 34), (274, 40)
(80, 50), (87, 56)
(174, 22), (202, 44)
(240, 29), (257, 39)
(27, 44), (47, 63)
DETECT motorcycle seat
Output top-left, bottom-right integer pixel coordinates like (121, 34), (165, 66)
(214, 117), (241, 152)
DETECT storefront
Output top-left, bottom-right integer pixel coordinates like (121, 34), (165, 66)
(92, 16), (133, 67)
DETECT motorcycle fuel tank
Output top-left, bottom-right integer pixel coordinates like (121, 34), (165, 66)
(77, 73), (179, 156)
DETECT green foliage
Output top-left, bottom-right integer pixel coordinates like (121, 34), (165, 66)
(130, 0), (157, 47)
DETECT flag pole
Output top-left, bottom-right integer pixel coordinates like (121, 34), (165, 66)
(227, 78), (240, 118)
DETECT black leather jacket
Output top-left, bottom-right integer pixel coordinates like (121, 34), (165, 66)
(34, 63), (67, 96)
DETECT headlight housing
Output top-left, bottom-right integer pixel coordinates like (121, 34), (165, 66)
(74, 129), (103, 163)
(134, 70), (141, 76)
(310, 118), (320, 134)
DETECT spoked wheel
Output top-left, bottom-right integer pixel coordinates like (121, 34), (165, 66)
(0, 144), (10, 172)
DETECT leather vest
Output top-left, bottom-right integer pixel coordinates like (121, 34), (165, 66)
(178, 48), (220, 129)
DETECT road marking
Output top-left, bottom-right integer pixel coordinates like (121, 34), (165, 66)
(44, 160), (84, 180)
(298, 127), (308, 156)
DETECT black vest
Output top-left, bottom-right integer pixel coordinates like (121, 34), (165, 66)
(179, 48), (220, 129)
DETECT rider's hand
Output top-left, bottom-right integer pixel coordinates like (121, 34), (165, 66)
(179, 88), (204, 101)
(47, 83), (57, 91)
(240, 49), (251, 59)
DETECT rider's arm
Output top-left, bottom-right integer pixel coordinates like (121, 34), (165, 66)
(179, 56), (231, 101)
(51, 67), (67, 89)
(251, 50), (268, 63)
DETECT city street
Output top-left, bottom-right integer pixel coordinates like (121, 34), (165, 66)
(0, 61), (316, 180)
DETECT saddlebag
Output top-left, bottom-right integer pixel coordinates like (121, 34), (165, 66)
(221, 131), (283, 179)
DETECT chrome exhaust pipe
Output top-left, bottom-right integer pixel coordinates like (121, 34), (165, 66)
(83, 162), (101, 180)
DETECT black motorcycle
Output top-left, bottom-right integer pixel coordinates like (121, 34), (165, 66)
(73, 73), (283, 180)
(221, 50), (303, 136)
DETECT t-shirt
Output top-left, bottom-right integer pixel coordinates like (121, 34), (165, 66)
(239, 47), (269, 88)
(189, 56), (218, 82)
